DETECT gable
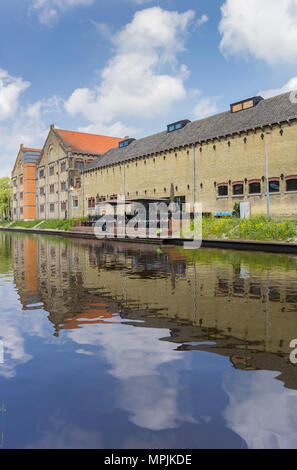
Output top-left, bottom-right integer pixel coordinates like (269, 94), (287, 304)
(55, 129), (122, 155)
(38, 127), (68, 167)
(12, 146), (24, 178)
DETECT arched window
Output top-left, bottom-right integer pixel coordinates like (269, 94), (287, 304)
(249, 180), (261, 195)
(218, 184), (228, 197)
(232, 182), (244, 196)
(269, 179), (280, 193)
(286, 176), (297, 192)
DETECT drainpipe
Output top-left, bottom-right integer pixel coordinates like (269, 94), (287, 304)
(123, 162), (126, 197)
(82, 169), (84, 218)
(192, 144), (196, 211)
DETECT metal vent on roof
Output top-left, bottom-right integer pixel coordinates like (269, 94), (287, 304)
(167, 120), (190, 133)
(119, 138), (136, 148)
(230, 96), (264, 114)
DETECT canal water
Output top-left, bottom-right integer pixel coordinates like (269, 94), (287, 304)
(1, 231), (297, 449)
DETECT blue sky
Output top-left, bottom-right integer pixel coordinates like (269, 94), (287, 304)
(1, 0), (297, 176)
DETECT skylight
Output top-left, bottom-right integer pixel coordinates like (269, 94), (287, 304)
(119, 138), (135, 148)
(167, 120), (190, 133)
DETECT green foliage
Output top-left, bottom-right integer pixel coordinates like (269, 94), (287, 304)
(39, 219), (78, 231)
(202, 216), (297, 241)
(233, 202), (240, 218)
(8, 218), (85, 231)
(183, 216), (297, 242)
(0, 177), (11, 220)
(9, 220), (42, 228)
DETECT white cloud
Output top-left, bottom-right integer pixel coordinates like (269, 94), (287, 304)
(196, 14), (208, 28)
(0, 69), (30, 122)
(258, 76), (297, 99)
(30, 0), (94, 26)
(224, 371), (297, 449)
(193, 96), (218, 119)
(219, 0), (297, 65)
(65, 7), (195, 134)
(0, 68), (62, 177)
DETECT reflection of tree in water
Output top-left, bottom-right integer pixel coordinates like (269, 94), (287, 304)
(0, 232), (12, 276)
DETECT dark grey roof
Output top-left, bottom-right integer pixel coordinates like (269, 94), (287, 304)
(82, 92), (297, 172)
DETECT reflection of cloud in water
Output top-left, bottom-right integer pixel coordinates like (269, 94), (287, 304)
(223, 371), (297, 449)
(68, 324), (195, 431)
(27, 416), (103, 449)
(0, 324), (32, 378)
(0, 284), (49, 378)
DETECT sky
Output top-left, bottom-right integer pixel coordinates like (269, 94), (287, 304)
(1, 0), (297, 177)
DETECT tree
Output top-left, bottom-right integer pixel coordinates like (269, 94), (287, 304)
(0, 177), (11, 221)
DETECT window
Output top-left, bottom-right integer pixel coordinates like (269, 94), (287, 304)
(167, 120), (189, 133)
(286, 178), (297, 192)
(61, 162), (66, 172)
(50, 184), (54, 194)
(20, 192), (23, 200)
(14, 194), (17, 201)
(61, 182), (66, 191)
(119, 138), (135, 148)
(40, 187), (45, 196)
(39, 169), (44, 178)
(40, 205), (44, 213)
(249, 182), (261, 194)
(14, 208), (16, 215)
(13, 179), (17, 187)
(61, 202), (66, 211)
(218, 185), (228, 197)
(20, 177), (23, 185)
(233, 184), (244, 196)
(88, 197), (95, 208)
(50, 166), (54, 176)
(75, 160), (84, 170)
(75, 178), (81, 189)
(20, 207), (23, 215)
(73, 197), (78, 208)
(50, 203), (55, 212)
(269, 180), (280, 193)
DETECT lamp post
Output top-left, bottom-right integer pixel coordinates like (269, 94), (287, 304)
(265, 132), (271, 218)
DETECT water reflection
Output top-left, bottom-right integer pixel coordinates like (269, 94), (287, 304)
(1, 232), (297, 448)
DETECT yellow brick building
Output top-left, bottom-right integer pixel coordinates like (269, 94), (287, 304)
(11, 91), (297, 220)
(82, 92), (297, 218)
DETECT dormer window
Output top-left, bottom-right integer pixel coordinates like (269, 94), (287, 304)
(230, 96), (263, 113)
(119, 138), (135, 148)
(167, 120), (190, 133)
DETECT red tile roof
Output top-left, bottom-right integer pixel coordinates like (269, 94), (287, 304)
(55, 129), (122, 155)
(23, 147), (42, 152)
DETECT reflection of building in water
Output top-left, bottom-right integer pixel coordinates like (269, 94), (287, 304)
(10, 234), (297, 368)
(12, 236), (41, 309)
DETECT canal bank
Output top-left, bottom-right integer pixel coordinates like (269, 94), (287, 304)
(1, 226), (297, 254)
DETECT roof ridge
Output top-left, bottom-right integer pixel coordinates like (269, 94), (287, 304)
(55, 128), (121, 139)
(82, 90), (297, 173)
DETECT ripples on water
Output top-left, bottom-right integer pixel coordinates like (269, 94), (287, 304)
(1, 231), (297, 449)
